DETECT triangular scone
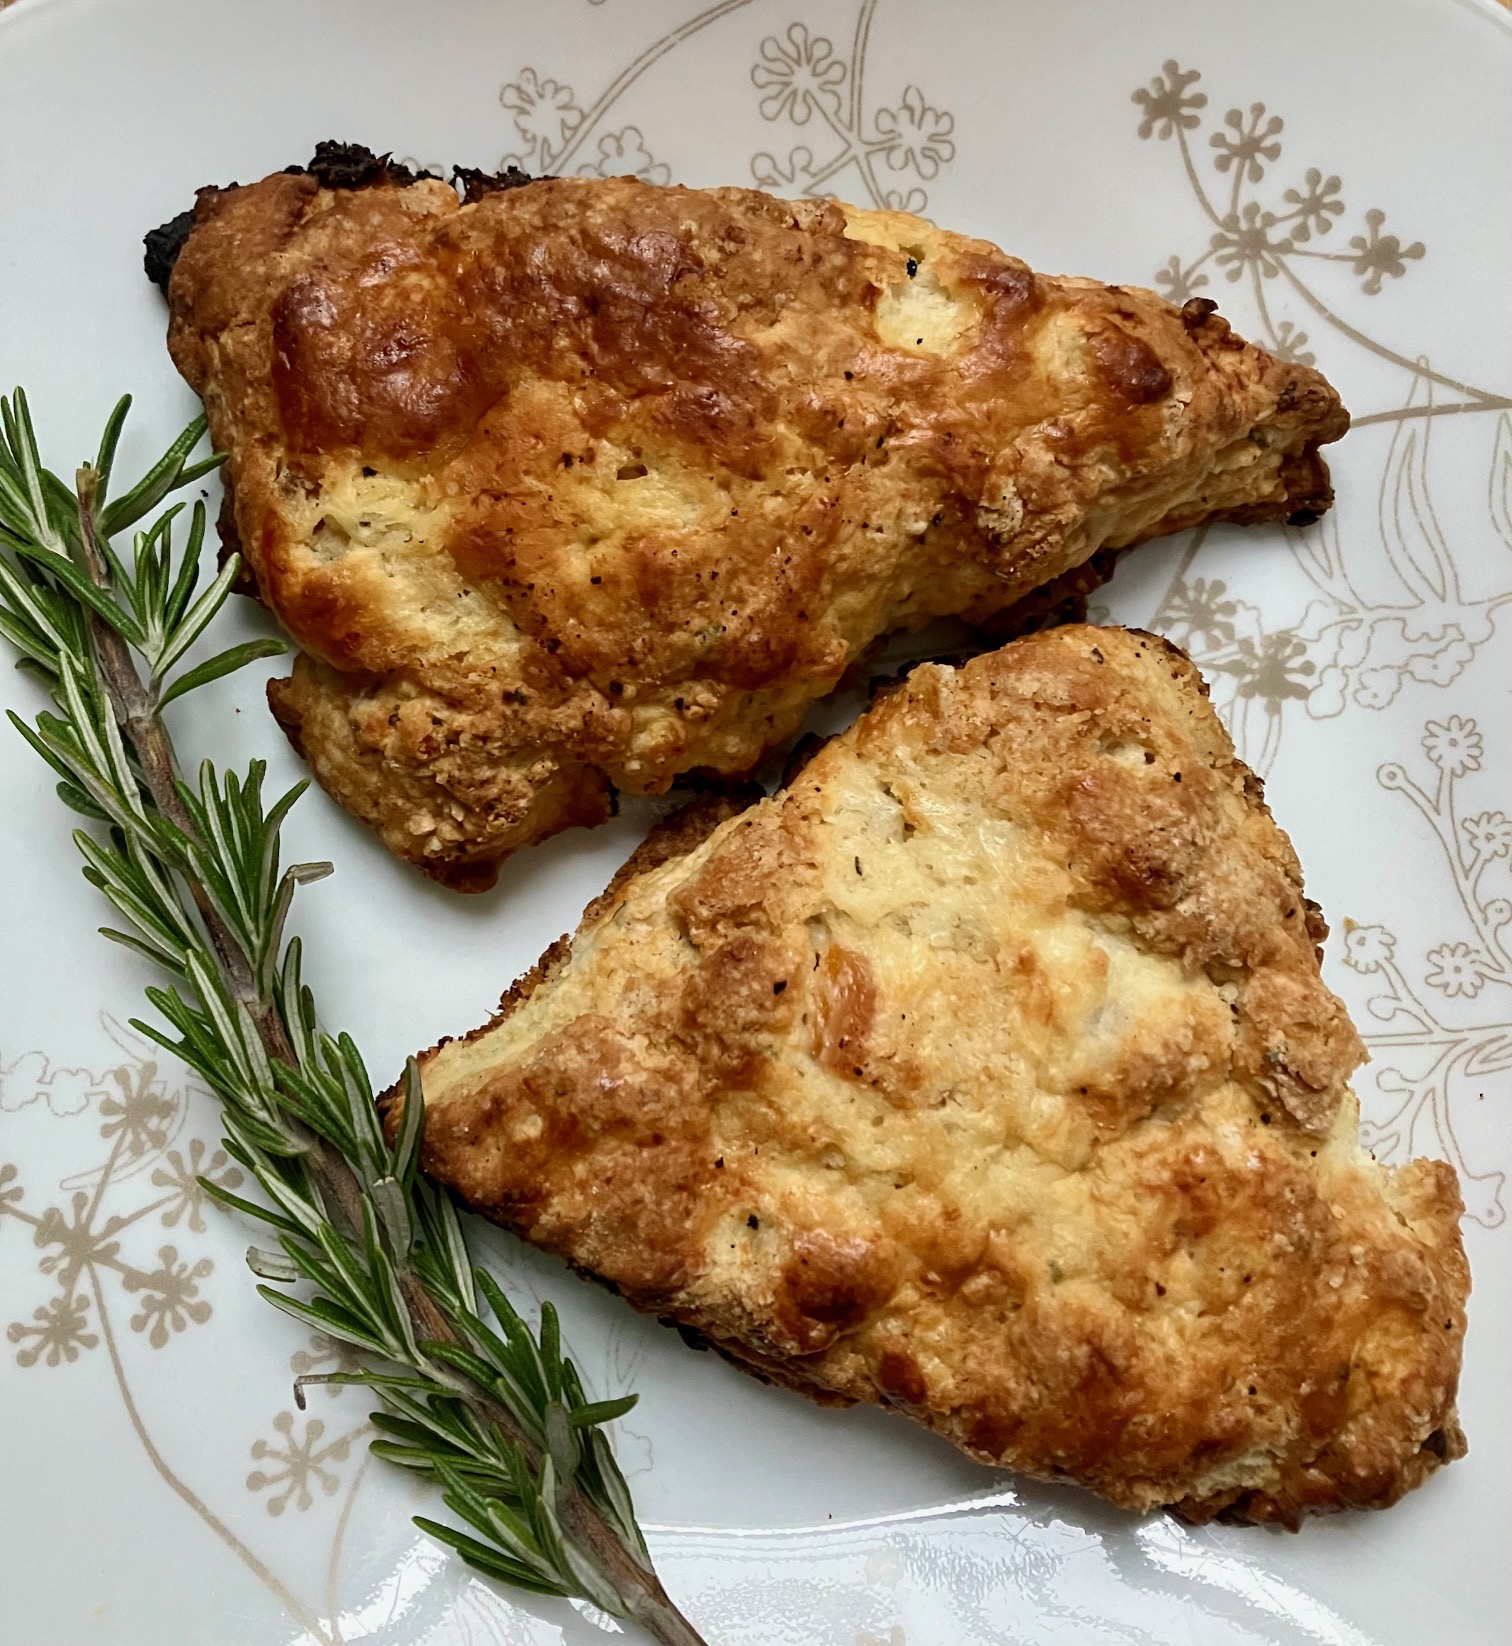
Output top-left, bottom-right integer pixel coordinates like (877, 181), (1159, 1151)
(161, 152), (1347, 887)
(405, 626), (1467, 1525)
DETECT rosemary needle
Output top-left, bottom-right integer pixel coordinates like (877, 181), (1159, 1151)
(0, 389), (708, 1646)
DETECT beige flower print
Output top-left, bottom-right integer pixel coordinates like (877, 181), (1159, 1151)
(1209, 103), (1284, 183)
(1462, 812), (1512, 861)
(752, 24), (845, 125)
(122, 1245), (213, 1348)
(247, 1411), (356, 1515)
(1424, 942), (1493, 1000)
(1131, 60), (1207, 140)
(1343, 923), (1396, 975)
(874, 86), (955, 179)
(1423, 716), (1483, 779)
(581, 126), (671, 186)
(500, 68), (583, 160)
(7, 1292), (98, 1368)
(1348, 208), (1426, 296)
(150, 1138), (243, 1234)
(97, 1061), (175, 1159)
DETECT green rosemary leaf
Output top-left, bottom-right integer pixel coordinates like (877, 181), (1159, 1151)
(410, 1193), (476, 1321)
(1, 390), (68, 556)
(254, 1285), (392, 1356)
(334, 1032), (387, 1180)
(391, 1059), (426, 1193)
(273, 1227), (356, 1298)
(346, 1369), (459, 1400)
(9, 539), (147, 644)
(274, 936), (318, 1063)
(475, 1267), (552, 1411)
(434, 1456), (552, 1570)
(377, 1383), (487, 1461)
(582, 1423), (651, 1560)
(53, 777), (111, 820)
(447, 1321), (551, 1442)
(366, 1416), (522, 1486)
(217, 1128), (323, 1223)
(367, 1438), (443, 1473)
(566, 1394), (640, 1429)
(0, 462), (40, 541)
(368, 1175), (414, 1263)
(540, 1302), (565, 1401)
(256, 850), (326, 990)
(196, 1176), (305, 1238)
(0, 586), (63, 672)
(86, 887), (185, 968)
(368, 1411), (453, 1450)
(163, 501), (206, 629)
(271, 1059), (354, 1153)
(7, 709), (99, 801)
(51, 661), (141, 824)
(73, 829), (193, 959)
(97, 414), (216, 537)
(186, 761), (257, 940)
(40, 467), (86, 555)
(92, 394), (132, 500)
(544, 1399), (582, 1485)
(88, 512), (135, 595)
(413, 1518), (569, 1598)
(182, 949), (258, 1089)
(175, 453), (225, 489)
(147, 552), (238, 678)
(244, 1245), (302, 1283)
(98, 924), (183, 970)
(361, 1197), (422, 1359)
(423, 1339), (508, 1392)
(137, 986), (227, 1079)
(123, 506), (183, 629)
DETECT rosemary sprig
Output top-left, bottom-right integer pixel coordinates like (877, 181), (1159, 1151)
(0, 390), (707, 1646)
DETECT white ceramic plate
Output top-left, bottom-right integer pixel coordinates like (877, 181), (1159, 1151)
(1, 1), (1509, 1641)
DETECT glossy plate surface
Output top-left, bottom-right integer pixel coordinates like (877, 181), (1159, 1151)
(0, 1), (1509, 1640)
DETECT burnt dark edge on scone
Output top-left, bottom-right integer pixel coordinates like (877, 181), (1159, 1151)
(140, 155), (1144, 629)
(141, 147), (1328, 536)
(140, 146), (1330, 845)
(136, 161), (1165, 795)
(142, 141), (538, 292)
(143, 155), (1329, 552)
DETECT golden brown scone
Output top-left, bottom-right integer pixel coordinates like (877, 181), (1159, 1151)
(164, 155), (1348, 889)
(400, 625), (1467, 1525)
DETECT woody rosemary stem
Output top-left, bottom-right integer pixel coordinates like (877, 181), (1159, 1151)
(75, 473), (261, 1017)
(69, 467), (706, 1646)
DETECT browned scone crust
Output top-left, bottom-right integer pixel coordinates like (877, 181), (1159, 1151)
(166, 169), (1348, 889)
(401, 626), (1466, 1524)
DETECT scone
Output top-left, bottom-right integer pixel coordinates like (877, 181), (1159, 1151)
(398, 625), (1466, 1525)
(157, 146), (1348, 888)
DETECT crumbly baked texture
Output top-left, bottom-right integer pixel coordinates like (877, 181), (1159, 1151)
(162, 164), (1349, 888)
(400, 625), (1467, 1525)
